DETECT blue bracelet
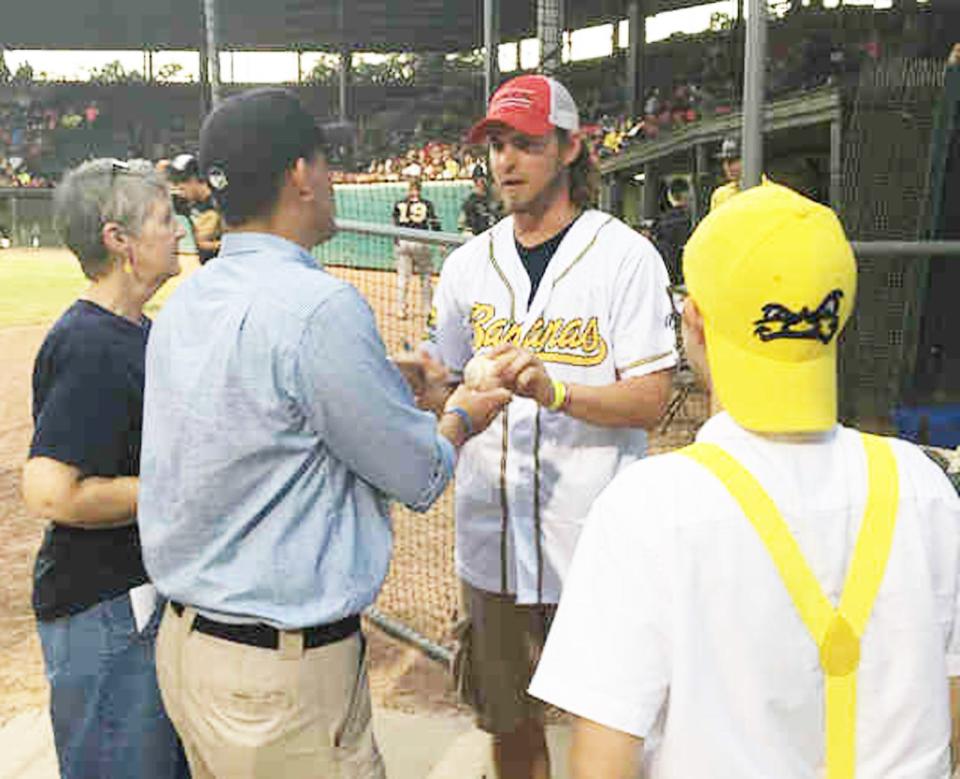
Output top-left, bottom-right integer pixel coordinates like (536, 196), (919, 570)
(446, 406), (474, 438)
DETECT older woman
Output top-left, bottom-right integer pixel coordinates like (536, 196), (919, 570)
(21, 159), (188, 779)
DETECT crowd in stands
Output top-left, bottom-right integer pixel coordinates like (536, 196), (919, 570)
(334, 141), (483, 184)
(589, 33), (884, 160)
(0, 98), (101, 188)
(0, 23), (899, 189)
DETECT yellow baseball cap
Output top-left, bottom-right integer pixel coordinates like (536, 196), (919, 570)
(682, 183), (857, 432)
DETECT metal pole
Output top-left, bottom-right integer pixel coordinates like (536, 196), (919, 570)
(203, 0), (222, 107)
(692, 144), (708, 223)
(198, 0), (210, 117)
(537, 0), (564, 75)
(850, 241), (960, 257)
(338, 49), (351, 122)
(335, 218), (467, 248)
(364, 608), (452, 667)
(642, 161), (659, 219)
(741, 0), (767, 189)
(627, 0), (646, 120)
(829, 117), (843, 209)
(484, 0), (500, 101)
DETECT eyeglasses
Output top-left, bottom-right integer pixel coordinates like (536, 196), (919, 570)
(100, 160), (133, 232)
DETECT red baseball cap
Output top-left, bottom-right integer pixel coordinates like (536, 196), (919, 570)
(467, 74), (581, 144)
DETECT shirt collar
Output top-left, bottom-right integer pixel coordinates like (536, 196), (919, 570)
(696, 411), (837, 446)
(219, 232), (318, 270)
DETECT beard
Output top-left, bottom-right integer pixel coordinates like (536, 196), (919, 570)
(499, 164), (568, 217)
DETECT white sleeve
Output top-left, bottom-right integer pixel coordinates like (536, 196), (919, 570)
(421, 250), (473, 377)
(899, 442), (960, 676)
(529, 470), (672, 738)
(610, 237), (678, 378)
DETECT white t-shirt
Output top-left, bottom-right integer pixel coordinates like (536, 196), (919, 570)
(424, 211), (677, 603)
(530, 412), (960, 778)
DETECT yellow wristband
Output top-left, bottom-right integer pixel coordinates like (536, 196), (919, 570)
(546, 379), (567, 412)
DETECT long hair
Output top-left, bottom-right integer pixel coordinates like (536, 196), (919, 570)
(559, 130), (600, 210)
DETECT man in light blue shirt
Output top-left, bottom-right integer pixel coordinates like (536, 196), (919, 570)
(139, 88), (510, 779)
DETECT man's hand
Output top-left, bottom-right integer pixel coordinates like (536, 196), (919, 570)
(393, 353), (428, 396)
(488, 343), (555, 407)
(393, 351), (454, 414)
(440, 383), (512, 447)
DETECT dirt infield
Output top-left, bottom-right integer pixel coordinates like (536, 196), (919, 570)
(0, 325), (50, 726)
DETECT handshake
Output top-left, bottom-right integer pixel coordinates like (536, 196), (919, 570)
(393, 344), (563, 444)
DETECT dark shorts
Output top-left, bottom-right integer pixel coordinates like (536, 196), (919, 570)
(453, 580), (557, 734)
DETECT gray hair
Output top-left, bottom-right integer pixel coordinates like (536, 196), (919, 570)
(54, 158), (169, 280)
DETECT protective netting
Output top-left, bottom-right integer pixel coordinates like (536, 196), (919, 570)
(838, 58), (946, 423)
(327, 205), (708, 653)
(316, 181), (472, 270)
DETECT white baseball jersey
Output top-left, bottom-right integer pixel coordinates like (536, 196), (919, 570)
(425, 209), (677, 604)
(530, 412), (960, 777)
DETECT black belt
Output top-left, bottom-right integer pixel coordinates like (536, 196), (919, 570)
(170, 601), (360, 650)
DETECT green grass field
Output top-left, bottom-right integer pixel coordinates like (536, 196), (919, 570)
(0, 249), (184, 329)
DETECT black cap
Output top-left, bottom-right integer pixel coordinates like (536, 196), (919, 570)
(199, 89), (329, 201)
(168, 153), (199, 182)
(717, 136), (741, 161)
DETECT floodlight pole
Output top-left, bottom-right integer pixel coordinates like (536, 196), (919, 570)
(484, 0), (500, 102)
(203, 0), (223, 107)
(741, 0), (766, 189)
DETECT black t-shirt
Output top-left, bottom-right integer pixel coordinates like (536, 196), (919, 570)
(654, 206), (692, 284)
(460, 192), (500, 235)
(515, 218), (577, 305)
(30, 300), (151, 621)
(392, 196), (441, 231)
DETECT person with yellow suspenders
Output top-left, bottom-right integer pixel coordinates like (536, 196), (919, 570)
(529, 183), (960, 778)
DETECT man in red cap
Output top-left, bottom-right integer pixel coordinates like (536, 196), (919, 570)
(415, 74), (677, 778)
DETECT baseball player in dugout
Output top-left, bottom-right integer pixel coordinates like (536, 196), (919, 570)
(136, 88), (510, 779)
(392, 178), (441, 319)
(709, 135), (744, 212)
(414, 74), (678, 779)
(529, 184), (960, 778)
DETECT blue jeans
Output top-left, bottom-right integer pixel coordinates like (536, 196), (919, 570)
(37, 592), (190, 779)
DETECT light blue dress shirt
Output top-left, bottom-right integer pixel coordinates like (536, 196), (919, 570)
(139, 232), (454, 629)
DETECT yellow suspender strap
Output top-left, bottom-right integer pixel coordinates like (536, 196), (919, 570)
(680, 434), (899, 779)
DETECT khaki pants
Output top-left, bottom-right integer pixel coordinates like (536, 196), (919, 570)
(156, 603), (384, 779)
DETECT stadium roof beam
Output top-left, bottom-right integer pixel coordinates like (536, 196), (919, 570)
(0, 0), (731, 53)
